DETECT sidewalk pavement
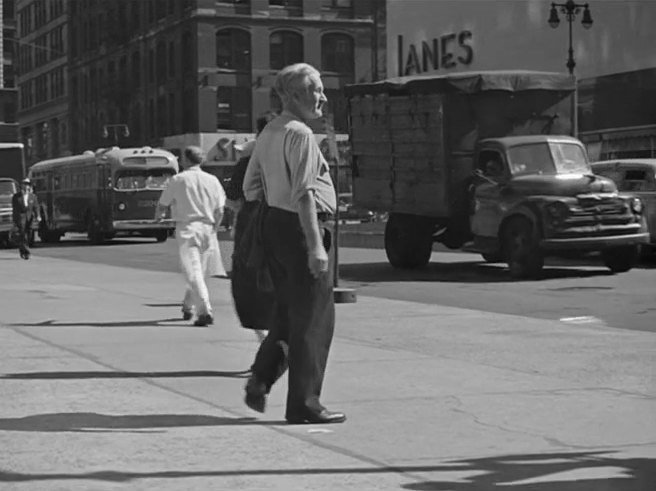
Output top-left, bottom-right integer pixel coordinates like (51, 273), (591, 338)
(0, 249), (655, 491)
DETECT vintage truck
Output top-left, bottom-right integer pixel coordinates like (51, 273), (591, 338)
(344, 71), (649, 278)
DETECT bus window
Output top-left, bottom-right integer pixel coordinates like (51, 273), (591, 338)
(115, 168), (175, 190)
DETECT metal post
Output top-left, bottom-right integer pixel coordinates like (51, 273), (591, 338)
(324, 113), (356, 304)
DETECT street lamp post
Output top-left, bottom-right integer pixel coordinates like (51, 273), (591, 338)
(548, 0), (593, 136)
(548, 0), (593, 75)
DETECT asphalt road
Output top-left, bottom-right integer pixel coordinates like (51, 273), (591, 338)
(22, 231), (656, 334)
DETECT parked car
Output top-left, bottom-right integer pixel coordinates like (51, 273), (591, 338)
(338, 193), (377, 222)
(591, 159), (656, 250)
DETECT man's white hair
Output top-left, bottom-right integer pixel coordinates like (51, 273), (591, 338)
(274, 63), (321, 104)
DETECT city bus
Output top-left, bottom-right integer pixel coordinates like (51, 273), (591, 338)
(28, 146), (178, 244)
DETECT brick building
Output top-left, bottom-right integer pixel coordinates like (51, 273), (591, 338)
(15, 0), (66, 162)
(16, 0), (384, 167)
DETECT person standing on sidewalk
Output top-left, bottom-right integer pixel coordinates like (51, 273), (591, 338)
(11, 178), (40, 260)
(241, 63), (345, 425)
(156, 146), (226, 327)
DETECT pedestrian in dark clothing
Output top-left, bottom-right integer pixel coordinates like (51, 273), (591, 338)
(12, 178), (40, 260)
(241, 63), (345, 425)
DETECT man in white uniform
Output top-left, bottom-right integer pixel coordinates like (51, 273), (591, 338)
(156, 146), (226, 326)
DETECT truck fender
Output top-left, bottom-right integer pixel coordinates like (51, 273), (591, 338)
(498, 205), (542, 242)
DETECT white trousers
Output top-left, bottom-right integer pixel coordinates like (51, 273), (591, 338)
(177, 222), (224, 316)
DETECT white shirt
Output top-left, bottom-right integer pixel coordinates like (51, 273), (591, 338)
(158, 166), (226, 226)
(23, 192), (29, 207)
(243, 112), (336, 215)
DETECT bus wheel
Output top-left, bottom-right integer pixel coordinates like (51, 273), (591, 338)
(87, 217), (104, 245)
(154, 230), (168, 243)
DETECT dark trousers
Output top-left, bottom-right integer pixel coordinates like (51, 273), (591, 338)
(250, 207), (335, 418)
(15, 222), (31, 257)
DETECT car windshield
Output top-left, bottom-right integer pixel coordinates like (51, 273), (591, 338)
(507, 142), (590, 176)
(0, 181), (17, 196)
(115, 169), (175, 190)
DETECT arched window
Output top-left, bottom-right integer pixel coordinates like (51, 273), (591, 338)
(216, 28), (251, 71)
(321, 33), (354, 74)
(270, 30), (303, 70)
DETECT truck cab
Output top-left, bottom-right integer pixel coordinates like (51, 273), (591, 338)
(469, 135), (649, 277)
(0, 178), (18, 247)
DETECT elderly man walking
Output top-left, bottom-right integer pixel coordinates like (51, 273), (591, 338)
(241, 63), (345, 424)
(156, 146), (226, 327)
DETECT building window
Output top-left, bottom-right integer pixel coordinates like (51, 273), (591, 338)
(216, 28), (251, 71)
(270, 31), (303, 70)
(132, 51), (141, 87)
(168, 42), (176, 77)
(182, 31), (193, 74)
(321, 33), (354, 74)
(156, 42), (166, 83)
(217, 86), (252, 131)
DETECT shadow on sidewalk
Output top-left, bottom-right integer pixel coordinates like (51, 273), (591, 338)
(339, 261), (613, 284)
(402, 451), (656, 491)
(0, 451), (652, 487)
(1, 369), (251, 380)
(9, 318), (197, 328)
(0, 412), (260, 432)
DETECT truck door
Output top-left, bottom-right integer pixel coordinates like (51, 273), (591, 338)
(471, 149), (508, 238)
(620, 166), (656, 243)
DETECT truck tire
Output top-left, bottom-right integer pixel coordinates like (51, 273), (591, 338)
(602, 245), (638, 273)
(154, 230), (168, 242)
(384, 213), (433, 269)
(502, 217), (544, 279)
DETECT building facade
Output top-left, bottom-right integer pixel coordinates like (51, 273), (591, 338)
(15, 0), (382, 169)
(385, 0), (656, 159)
(0, 0), (19, 141)
(15, 0), (67, 162)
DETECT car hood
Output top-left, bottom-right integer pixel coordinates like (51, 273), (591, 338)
(508, 173), (618, 197)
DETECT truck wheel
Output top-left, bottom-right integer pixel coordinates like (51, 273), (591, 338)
(384, 213), (433, 269)
(602, 245), (638, 273)
(502, 217), (544, 279)
(154, 230), (168, 242)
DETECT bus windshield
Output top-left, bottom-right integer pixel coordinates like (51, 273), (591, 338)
(507, 142), (590, 176)
(0, 180), (17, 196)
(114, 169), (175, 191)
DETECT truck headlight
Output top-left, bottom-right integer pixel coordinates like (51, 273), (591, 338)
(118, 202), (126, 211)
(546, 201), (570, 225)
(630, 197), (643, 214)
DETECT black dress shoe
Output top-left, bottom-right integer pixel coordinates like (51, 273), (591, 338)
(286, 409), (346, 425)
(193, 313), (213, 326)
(244, 377), (267, 413)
